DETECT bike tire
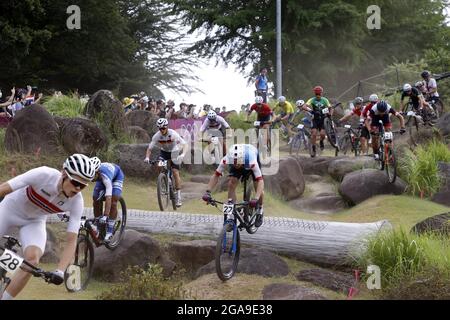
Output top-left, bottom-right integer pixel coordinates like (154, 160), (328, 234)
(157, 173), (169, 211)
(65, 234), (94, 292)
(105, 197), (127, 250)
(339, 135), (351, 155)
(324, 117), (338, 148)
(215, 224), (240, 282)
(385, 145), (397, 183)
(434, 100), (444, 119)
(169, 180), (177, 211)
(243, 176), (258, 234)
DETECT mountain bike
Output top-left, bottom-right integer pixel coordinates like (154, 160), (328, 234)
(338, 123), (362, 157)
(247, 120), (272, 158)
(290, 122), (312, 157)
(374, 120), (399, 183)
(1, 236), (62, 295)
(322, 103), (341, 149)
(152, 159), (177, 211)
(426, 96), (444, 119)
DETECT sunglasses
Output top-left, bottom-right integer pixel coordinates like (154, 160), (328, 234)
(66, 175), (88, 189)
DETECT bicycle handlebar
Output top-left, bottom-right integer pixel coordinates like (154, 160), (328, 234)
(206, 198), (249, 207)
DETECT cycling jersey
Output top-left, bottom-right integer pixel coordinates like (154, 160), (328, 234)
(362, 103), (375, 119)
(215, 144), (263, 181)
(200, 115), (230, 133)
(274, 102), (294, 115)
(368, 103), (398, 128)
(306, 97), (331, 117)
(149, 129), (186, 153)
(0, 166), (84, 251)
(350, 107), (363, 117)
(401, 87), (423, 107)
(93, 163), (124, 198)
(424, 78), (439, 97)
(249, 103), (272, 121)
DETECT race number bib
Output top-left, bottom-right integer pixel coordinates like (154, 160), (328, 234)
(158, 160), (167, 168)
(407, 111), (415, 116)
(384, 132), (393, 140)
(322, 108), (329, 115)
(297, 124), (304, 129)
(344, 125), (351, 129)
(223, 204), (234, 220)
(0, 249), (23, 274)
(254, 121), (261, 127)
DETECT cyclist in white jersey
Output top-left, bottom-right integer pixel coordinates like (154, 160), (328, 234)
(199, 110), (232, 159)
(144, 118), (188, 207)
(0, 154), (96, 300)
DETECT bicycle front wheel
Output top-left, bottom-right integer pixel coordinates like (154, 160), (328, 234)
(105, 197), (127, 250)
(65, 234), (94, 292)
(339, 135), (351, 155)
(385, 145), (397, 183)
(157, 173), (170, 211)
(215, 224), (240, 281)
(324, 117), (338, 148)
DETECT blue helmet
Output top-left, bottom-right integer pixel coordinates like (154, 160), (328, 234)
(376, 101), (388, 113)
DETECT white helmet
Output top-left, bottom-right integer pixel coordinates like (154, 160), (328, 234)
(278, 96), (286, 103)
(369, 94), (379, 103)
(415, 81), (424, 88)
(255, 96), (263, 104)
(403, 83), (412, 92)
(207, 110), (217, 121)
(0, 90), (2, 99)
(227, 144), (245, 165)
(156, 118), (169, 128)
(63, 154), (96, 181)
(354, 97), (364, 104)
(90, 157), (101, 172)
(296, 100), (305, 107)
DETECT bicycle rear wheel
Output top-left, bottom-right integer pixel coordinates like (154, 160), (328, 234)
(157, 173), (169, 211)
(339, 135), (351, 155)
(105, 198), (127, 250)
(215, 224), (240, 281)
(65, 234), (94, 292)
(324, 117), (338, 148)
(169, 179), (177, 211)
(385, 145), (397, 183)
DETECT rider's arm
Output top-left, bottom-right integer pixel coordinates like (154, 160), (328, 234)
(206, 159), (226, 191)
(0, 182), (13, 197)
(57, 232), (78, 272)
(254, 179), (264, 200)
(100, 175), (113, 216)
(146, 134), (159, 160)
(251, 163), (264, 200)
(394, 111), (405, 128)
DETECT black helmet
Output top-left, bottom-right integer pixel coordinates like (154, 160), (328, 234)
(421, 70), (431, 78)
(376, 101), (388, 113)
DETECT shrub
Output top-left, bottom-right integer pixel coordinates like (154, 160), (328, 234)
(97, 264), (192, 300)
(44, 95), (85, 118)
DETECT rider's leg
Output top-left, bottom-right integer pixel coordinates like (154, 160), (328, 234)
(360, 137), (368, 154)
(319, 128), (326, 150)
(172, 168), (183, 206)
(105, 195), (120, 239)
(227, 177), (239, 203)
(263, 124), (271, 151)
(92, 182), (104, 218)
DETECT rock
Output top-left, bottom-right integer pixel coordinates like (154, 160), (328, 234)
(93, 230), (167, 281)
(158, 255), (177, 277)
(296, 268), (354, 293)
(5, 104), (59, 154)
(41, 228), (59, 264)
(190, 175), (211, 184)
(262, 283), (327, 300)
(168, 240), (216, 272)
(114, 143), (158, 179)
(289, 195), (347, 214)
(195, 248), (289, 279)
(84, 90), (127, 139)
(264, 157), (305, 200)
(411, 212), (450, 235)
(338, 169), (407, 205)
(181, 182), (206, 201)
(328, 157), (377, 182)
(296, 156), (338, 176)
(56, 117), (108, 155)
(126, 110), (159, 137)
(304, 175), (323, 183)
(431, 162), (450, 207)
(128, 126), (150, 143)
(437, 112), (450, 137)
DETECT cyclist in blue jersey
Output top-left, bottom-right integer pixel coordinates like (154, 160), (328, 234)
(90, 157), (125, 242)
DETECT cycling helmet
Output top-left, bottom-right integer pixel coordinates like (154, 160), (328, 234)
(63, 154), (96, 181)
(415, 81), (424, 88)
(354, 97), (364, 104)
(156, 118), (169, 128)
(421, 70), (431, 79)
(376, 101), (388, 113)
(207, 110), (217, 121)
(227, 144), (245, 165)
(90, 157), (101, 172)
(296, 100), (305, 107)
(313, 86), (323, 95)
(369, 94), (379, 103)
(255, 96), (264, 104)
(0, 90), (2, 99)
(278, 96), (286, 103)
(403, 83), (412, 92)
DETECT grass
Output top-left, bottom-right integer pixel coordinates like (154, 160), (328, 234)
(44, 95), (85, 118)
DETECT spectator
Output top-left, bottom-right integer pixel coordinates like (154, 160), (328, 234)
(166, 100), (176, 119)
(156, 99), (166, 118)
(214, 107), (221, 114)
(123, 97), (134, 115)
(198, 104), (210, 118)
(139, 91), (149, 110)
(187, 104), (196, 119)
(147, 99), (157, 114)
(222, 106), (226, 113)
(24, 86), (43, 106)
(255, 67), (269, 103)
(176, 103), (189, 119)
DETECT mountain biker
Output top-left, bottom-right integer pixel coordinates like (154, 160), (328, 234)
(273, 96), (295, 141)
(365, 101), (405, 160)
(255, 68), (269, 103)
(302, 86), (332, 157)
(144, 118), (188, 207)
(0, 154), (96, 300)
(90, 157), (125, 242)
(400, 83), (427, 113)
(199, 110), (232, 157)
(421, 70), (440, 103)
(247, 96), (273, 153)
(202, 144), (265, 228)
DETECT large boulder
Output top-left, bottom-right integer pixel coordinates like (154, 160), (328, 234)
(437, 112), (450, 137)
(84, 90), (127, 139)
(264, 157), (306, 200)
(328, 157), (377, 182)
(114, 143), (158, 179)
(5, 104), (59, 154)
(339, 169), (407, 205)
(125, 110), (159, 137)
(262, 283), (327, 300)
(431, 162), (450, 207)
(92, 230), (173, 281)
(411, 212), (450, 235)
(289, 195), (347, 214)
(167, 240), (215, 272)
(296, 269), (354, 293)
(296, 156), (338, 176)
(195, 248), (289, 279)
(55, 117), (108, 155)
(128, 126), (150, 143)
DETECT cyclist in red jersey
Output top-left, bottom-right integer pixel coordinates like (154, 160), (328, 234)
(247, 96), (273, 152)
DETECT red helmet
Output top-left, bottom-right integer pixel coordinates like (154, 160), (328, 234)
(313, 86), (323, 95)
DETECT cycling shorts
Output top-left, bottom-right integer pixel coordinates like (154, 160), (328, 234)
(93, 168), (125, 199)
(159, 150), (180, 170)
(228, 155), (262, 182)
